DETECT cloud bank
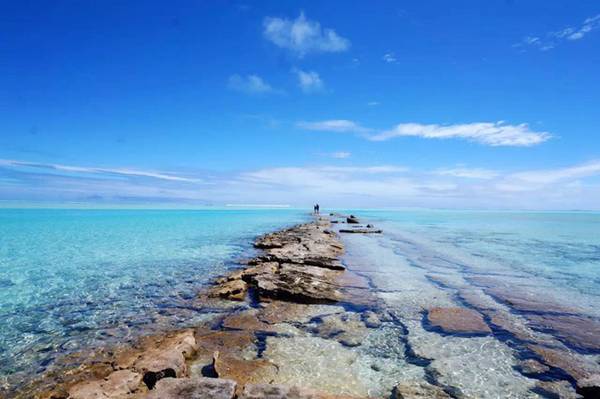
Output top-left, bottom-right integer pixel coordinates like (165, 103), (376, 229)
(2, 159), (600, 210)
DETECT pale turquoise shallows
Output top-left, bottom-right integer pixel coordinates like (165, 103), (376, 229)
(0, 208), (307, 379)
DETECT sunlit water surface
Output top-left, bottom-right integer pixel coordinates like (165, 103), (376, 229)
(0, 208), (307, 381)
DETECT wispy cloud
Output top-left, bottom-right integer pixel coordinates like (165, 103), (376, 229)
(2, 159), (600, 209)
(0, 159), (202, 182)
(330, 151), (351, 159)
(433, 167), (499, 180)
(505, 160), (600, 186)
(228, 74), (276, 94)
(297, 119), (372, 134)
(367, 101), (380, 106)
(372, 122), (550, 147)
(298, 120), (551, 147)
(293, 68), (324, 93)
(516, 14), (600, 51)
(382, 52), (397, 63)
(263, 12), (350, 57)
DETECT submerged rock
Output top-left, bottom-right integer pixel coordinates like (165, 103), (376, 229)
(240, 383), (352, 399)
(427, 307), (491, 335)
(393, 381), (451, 398)
(312, 312), (368, 347)
(144, 377), (236, 399)
(518, 359), (550, 375)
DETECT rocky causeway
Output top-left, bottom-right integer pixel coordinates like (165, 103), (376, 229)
(7, 214), (600, 399)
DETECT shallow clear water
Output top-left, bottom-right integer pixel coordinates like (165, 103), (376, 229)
(0, 208), (306, 380)
(356, 210), (600, 303)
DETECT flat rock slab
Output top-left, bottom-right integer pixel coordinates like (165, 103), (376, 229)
(525, 314), (600, 352)
(145, 377), (236, 399)
(427, 307), (491, 335)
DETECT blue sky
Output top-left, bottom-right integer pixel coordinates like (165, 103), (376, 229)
(1, 1), (600, 209)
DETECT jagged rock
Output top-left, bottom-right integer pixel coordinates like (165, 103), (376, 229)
(133, 330), (197, 388)
(250, 263), (343, 303)
(427, 307), (491, 335)
(144, 377), (236, 399)
(208, 278), (247, 301)
(393, 381), (451, 398)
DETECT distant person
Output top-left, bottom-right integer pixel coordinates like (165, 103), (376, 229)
(316, 204), (320, 214)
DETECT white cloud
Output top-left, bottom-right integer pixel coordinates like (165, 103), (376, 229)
(263, 12), (350, 57)
(228, 74), (275, 94)
(330, 151), (351, 159)
(370, 122), (551, 147)
(3, 159), (600, 209)
(298, 120), (551, 147)
(382, 52), (397, 63)
(367, 101), (380, 106)
(293, 69), (324, 93)
(516, 14), (600, 50)
(433, 167), (499, 180)
(0, 159), (202, 183)
(506, 161), (600, 185)
(297, 119), (371, 134)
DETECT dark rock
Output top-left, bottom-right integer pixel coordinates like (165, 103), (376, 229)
(577, 375), (600, 398)
(346, 216), (360, 224)
(339, 228), (382, 234)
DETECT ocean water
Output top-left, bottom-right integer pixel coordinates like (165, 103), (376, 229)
(0, 208), (306, 384)
(337, 210), (600, 397)
(2, 208), (600, 397)
(357, 210), (600, 306)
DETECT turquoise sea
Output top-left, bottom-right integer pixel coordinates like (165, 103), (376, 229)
(1, 208), (600, 393)
(0, 208), (307, 385)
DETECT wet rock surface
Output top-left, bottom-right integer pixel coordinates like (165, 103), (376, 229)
(144, 377), (236, 399)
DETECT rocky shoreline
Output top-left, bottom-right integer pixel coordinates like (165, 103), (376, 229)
(8, 213), (600, 399)
(11, 215), (393, 399)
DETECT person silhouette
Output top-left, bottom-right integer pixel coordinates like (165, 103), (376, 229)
(315, 204), (320, 214)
